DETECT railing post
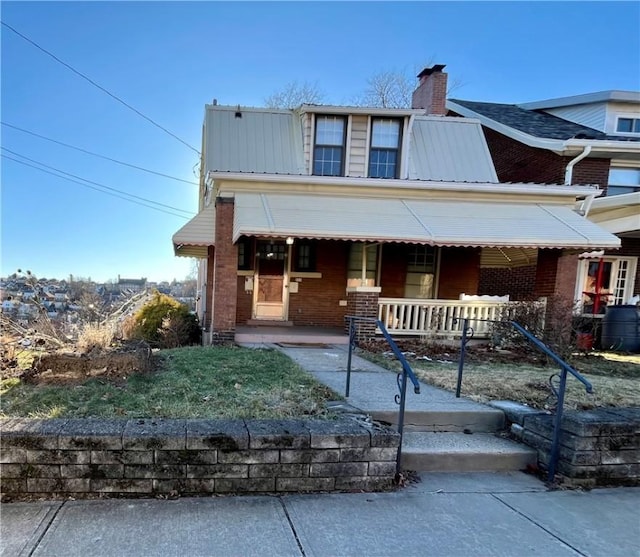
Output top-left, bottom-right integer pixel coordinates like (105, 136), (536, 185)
(456, 318), (469, 398)
(548, 368), (568, 483)
(345, 317), (355, 398)
(396, 365), (409, 478)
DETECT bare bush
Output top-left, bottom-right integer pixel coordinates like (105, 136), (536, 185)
(77, 323), (115, 353)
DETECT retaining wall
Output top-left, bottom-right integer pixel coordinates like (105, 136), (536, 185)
(495, 403), (640, 486)
(0, 417), (400, 499)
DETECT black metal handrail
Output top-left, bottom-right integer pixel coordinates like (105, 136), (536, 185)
(345, 315), (420, 479)
(455, 317), (593, 483)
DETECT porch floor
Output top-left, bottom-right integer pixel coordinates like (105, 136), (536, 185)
(235, 325), (349, 345)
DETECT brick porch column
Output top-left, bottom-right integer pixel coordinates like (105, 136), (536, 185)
(346, 286), (381, 342)
(212, 197), (238, 343)
(534, 249), (579, 302)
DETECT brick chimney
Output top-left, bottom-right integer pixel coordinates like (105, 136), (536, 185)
(411, 64), (448, 115)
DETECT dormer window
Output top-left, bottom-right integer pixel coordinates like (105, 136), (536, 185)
(313, 116), (346, 176)
(369, 118), (402, 178)
(616, 117), (640, 134)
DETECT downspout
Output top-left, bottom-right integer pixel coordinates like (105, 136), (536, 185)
(564, 145), (592, 185)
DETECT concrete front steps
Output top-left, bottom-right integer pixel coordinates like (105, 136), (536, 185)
(401, 432), (537, 473)
(365, 395), (536, 473)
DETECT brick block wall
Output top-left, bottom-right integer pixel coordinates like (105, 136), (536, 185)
(212, 199), (238, 342)
(518, 408), (640, 487)
(0, 418), (400, 499)
(534, 250), (578, 302)
(437, 248), (481, 299)
(236, 276), (252, 323)
(346, 289), (380, 340)
(288, 240), (349, 327)
(380, 245), (408, 298)
(478, 266), (537, 300)
(480, 128), (612, 191)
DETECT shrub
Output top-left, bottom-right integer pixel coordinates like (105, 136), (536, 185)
(77, 323), (115, 353)
(491, 296), (581, 363)
(130, 292), (200, 348)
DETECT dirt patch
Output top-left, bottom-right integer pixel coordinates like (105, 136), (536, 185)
(358, 339), (544, 366)
(20, 341), (153, 386)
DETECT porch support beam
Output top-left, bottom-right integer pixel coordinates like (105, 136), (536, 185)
(212, 197), (238, 343)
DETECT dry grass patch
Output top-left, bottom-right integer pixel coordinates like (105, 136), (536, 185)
(1, 346), (339, 419)
(360, 342), (640, 410)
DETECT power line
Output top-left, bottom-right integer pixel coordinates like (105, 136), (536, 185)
(2, 154), (191, 220)
(1, 149), (194, 219)
(1, 20), (201, 156)
(1, 121), (199, 185)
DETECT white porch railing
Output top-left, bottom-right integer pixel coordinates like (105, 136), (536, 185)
(377, 298), (545, 338)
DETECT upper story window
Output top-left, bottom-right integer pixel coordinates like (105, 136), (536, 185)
(313, 116), (346, 176)
(369, 119), (402, 178)
(608, 167), (640, 196)
(616, 117), (640, 134)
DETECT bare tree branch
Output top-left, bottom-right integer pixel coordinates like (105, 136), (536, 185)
(264, 81), (325, 109)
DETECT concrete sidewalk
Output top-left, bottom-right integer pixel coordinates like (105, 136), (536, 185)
(2, 472), (638, 556)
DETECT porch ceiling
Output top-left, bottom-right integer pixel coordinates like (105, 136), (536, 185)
(172, 203), (216, 257)
(232, 192), (621, 250)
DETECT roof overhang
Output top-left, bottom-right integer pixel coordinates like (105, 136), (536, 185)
(232, 192), (621, 250)
(585, 192), (640, 237)
(172, 204), (216, 258)
(446, 100), (640, 158)
(208, 171), (602, 202)
(298, 105), (425, 117)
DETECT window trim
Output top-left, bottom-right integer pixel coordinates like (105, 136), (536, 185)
(312, 115), (347, 176)
(575, 256), (638, 315)
(614, 115), (640, 135)
(368, 117), (403, 179)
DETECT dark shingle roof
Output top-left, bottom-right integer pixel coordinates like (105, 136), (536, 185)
(450, 99), (640, 142)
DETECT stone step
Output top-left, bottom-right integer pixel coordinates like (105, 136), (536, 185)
(401, 432), (537, 473)
(370, 407), (505, 433)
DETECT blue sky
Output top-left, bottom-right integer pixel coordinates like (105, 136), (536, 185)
(1, 1), (639, 283)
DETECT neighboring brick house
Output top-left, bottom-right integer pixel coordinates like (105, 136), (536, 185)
(173, 66), (620, 344)
(448, 92), (640, 315)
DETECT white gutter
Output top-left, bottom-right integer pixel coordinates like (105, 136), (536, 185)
(564, 145), (592, 185)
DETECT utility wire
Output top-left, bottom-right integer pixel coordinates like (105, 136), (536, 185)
(1, 20), (201, 156)
(2, 154), (191, 220)
(1, 121), (199, 185)
(1, 148), (194, 218)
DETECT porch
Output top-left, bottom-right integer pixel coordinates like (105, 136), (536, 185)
(235, 325), (349, 345)
(233, 297), (538, 345)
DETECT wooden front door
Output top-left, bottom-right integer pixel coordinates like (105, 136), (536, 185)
(253, 241), (288, 320)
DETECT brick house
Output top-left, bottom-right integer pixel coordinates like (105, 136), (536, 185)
(448, 91), (640, 316)
(173, 66), (620, 344)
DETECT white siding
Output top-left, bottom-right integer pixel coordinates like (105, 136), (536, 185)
(544, 103), (607, 131)
(301, 112), (313, 174)
(605, 101), (640, 134)
(348, 115), (368, 177)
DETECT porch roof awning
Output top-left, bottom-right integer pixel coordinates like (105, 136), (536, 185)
(172, 204), (216, 258)
(233, 192), (621, 250)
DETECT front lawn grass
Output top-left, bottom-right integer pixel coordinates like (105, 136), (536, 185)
(0, 346), (339, 419)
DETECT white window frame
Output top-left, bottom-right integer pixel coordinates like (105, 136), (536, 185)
(575, 256), (638, 316)
(613, 114), (640, 136)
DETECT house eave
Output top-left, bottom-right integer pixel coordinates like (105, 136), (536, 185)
(446, 100), (640, 156)
(208, 171), (602, 200)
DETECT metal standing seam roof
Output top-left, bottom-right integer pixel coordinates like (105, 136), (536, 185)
(172, 203), (216, 257)
(409, 118), (498, 183)
(204, 107), (305, 175)
(232, 192), (621, 250)
(204, 105), (501, 182)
